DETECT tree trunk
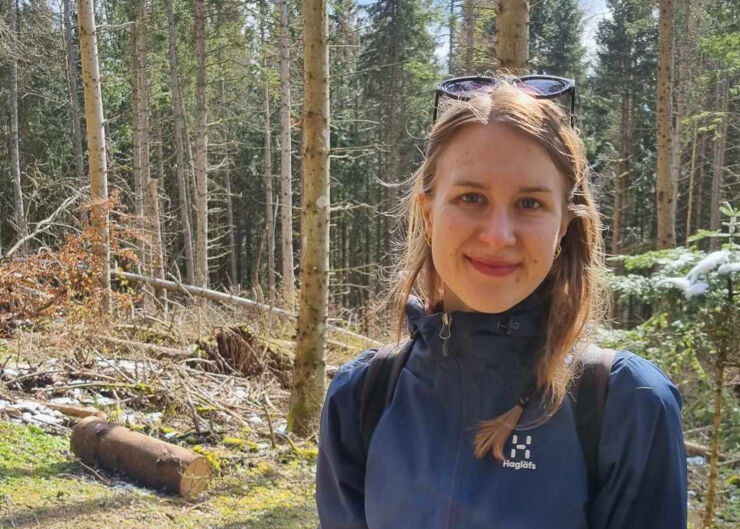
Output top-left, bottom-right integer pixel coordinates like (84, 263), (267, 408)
(218, 73), (238, 289)
(279, 0), (296, 310)
(288, 0), (330, 437)
(8, 0), (28, 247)
(448, 0), (456, 74)
(63, 0), (85, 186)
(194, 0), (209, 288)
(133, 0), (165, 301)
(496, 0), (529, 74)
(656, 0), (674, 249)
(71, 417), (210, 499)
(166, 0), (195, 285)
(77, 0), (111, 313)
(612, 91), (631, 255)
(685, 121), (697, 244)
(709, 76), (728, 250)
(464, 1), (475, 74)
(130, 7), (146, 270)
(261, 10), (276, 303)
(701, 354), (726, 528)
(672, 0), (689, 240)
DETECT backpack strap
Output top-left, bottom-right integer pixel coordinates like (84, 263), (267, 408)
(359, 339), (415, 455)
(572, 344), (617, 503)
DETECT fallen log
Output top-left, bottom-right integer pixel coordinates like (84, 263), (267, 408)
(117, 271), (381, 347)
(41, 402), (105, 420)
(91, 334), (189, 359)
(71, 416), (211, 499)
(685, 440), (725, 461)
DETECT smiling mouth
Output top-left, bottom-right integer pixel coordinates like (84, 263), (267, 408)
(465, 256), (520, 277)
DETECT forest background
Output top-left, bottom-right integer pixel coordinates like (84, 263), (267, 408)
(0, 0), (739, 528)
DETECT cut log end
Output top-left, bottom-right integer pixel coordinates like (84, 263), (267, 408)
(180, 456), (211, 499)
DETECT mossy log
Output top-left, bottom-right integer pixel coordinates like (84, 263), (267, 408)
(70, 416), (211, 498)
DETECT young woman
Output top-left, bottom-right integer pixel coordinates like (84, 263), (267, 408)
(315, 76), (687, 529)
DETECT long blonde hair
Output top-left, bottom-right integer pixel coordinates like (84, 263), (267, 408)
(386, 80), (609, 461)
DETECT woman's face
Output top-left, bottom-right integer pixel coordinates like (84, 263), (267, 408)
(419, 122), (571, 313)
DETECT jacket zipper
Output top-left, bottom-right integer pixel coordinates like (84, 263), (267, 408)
(440, 313), (453, 357)
(439, 315), (464, 529)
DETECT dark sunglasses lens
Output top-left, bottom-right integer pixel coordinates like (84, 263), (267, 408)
(441, 78), (495, 97)
(515, 78), (569, 96)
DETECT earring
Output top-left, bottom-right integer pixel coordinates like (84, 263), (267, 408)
(554, 244), (562, 259)
(425, 232), (432, 246)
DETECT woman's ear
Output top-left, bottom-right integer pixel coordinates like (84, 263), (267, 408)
(418, 192), (433, 234)
(559, 209), (573, 240)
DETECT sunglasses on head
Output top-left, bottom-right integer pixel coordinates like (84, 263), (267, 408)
(432, 74), (576, 126)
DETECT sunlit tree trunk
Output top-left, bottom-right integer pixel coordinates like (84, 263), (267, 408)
(448, 0), (456, 74)
(709, 76), (728, 251)
(63, 0), (85, 186)
(656, 0), (674, 249)
(261, 9), (276, 302)
(496, 0), (529, 73)
(8, 0), (27, 247)
(166, 0), (195, 285)
(279, 0), (296, 309)
(77, 0), (110, 313)
(288, 0), (330, 437)
(464, 1), (475, 73)
(671, 0), (689, 239)
(131, 0), (164, 300)
(193, 0), (209, 288)
(612, 91), (631, 255)
(685, 121), (698, 244)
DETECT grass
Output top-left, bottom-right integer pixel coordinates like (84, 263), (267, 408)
(0, 421), (319, 529)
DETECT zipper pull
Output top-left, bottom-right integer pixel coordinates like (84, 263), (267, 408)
(440, 313), (453, 356)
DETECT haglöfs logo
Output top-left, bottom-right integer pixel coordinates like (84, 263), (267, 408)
(502, 434), (537, 471)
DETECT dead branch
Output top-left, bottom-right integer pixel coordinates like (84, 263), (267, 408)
(91, 334), (189, 359)
(3, 192), (80, 260)
(117, 271), (381, 347)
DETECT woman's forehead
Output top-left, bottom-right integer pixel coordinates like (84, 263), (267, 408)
(434, 123), (565, 193)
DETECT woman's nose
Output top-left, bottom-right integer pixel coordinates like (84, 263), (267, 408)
(478, 209), (517, 247)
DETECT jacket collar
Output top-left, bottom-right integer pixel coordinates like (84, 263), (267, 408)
(403, 281), (549, 369)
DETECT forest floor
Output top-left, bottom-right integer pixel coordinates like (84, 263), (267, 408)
(0, 310), (738, 528)
(0, 304), (370, 529)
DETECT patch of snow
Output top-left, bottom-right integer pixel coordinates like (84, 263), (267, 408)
(81, 395), (116, 406)
(659, 278), (709, 299)
(248, 415), (263, 425)
(275, 419), (287, 435)
(718, 262), (740, 275)
(141, 412), (163, 424)
(687, 455), (705, 466)
(687, 251), (729, 281)
(111, 481), (154, 496)
(50, 397), (81, 406)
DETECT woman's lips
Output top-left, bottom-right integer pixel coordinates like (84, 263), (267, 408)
(466, 256), (520, 277)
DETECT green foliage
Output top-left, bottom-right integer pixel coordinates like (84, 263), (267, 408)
(608, 205), (740, 450)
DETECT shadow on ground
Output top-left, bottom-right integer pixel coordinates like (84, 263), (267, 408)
(0, 495), (146, 528)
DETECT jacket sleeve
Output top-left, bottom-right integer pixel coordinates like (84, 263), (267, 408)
(589, 352), (687, 529)
(316, 350), (376, 529)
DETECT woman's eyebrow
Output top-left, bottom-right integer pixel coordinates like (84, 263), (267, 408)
(519, 186), (554, 194)
(450, 179), (488, 189)
(451, 180), (554, 195)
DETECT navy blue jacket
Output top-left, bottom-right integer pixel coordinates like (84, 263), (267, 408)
(316, 289), (687, 529)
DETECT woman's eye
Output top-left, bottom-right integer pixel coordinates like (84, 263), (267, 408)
(459, 193), (484, 205)
(520, 198), (542, 210)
